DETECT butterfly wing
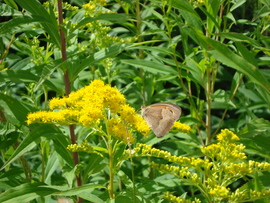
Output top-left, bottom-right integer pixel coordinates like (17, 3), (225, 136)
(142, 106), (163, 131)
(152, 107), (176, 137)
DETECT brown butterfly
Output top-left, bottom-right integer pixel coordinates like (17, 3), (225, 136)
(141, 103), (182, 137)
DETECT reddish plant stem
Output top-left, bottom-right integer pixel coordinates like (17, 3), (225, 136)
(57, 1), (82, 202)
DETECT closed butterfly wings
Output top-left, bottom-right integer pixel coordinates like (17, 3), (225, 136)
(141, 103), (182, 137)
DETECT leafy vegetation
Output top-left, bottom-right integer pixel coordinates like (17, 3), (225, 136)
(1, 0), (270, 202)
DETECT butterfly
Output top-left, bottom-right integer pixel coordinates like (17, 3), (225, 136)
(141, 103), (181, 137)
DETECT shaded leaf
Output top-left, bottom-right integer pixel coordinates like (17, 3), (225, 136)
(0, 70), (60, 93)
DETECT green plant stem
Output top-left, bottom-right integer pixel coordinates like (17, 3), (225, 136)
(108, 139), (115, 199)
(128, 145), (137, 203)
(41, 142), (45, 182)
(19, 155), (32, 183)
(135, 0), (146, 105)
(163, 3), (207, 133)
(14, 140), (32, 182)
(42, 86), (49, 110)
(205, 64), (212, 145)
(212, 74), (244, 137)
(0, 34), (15, 63)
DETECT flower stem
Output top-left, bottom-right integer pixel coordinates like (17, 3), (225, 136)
(57, 0), (82, 202)
(108, 140), (115, 199)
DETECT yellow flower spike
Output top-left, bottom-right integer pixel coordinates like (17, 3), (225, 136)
(172, 121), (192, 134)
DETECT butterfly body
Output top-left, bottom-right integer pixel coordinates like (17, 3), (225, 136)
(141, 103), (181, 137)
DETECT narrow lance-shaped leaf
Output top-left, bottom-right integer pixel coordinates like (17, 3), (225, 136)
(186, 27), (270, 94)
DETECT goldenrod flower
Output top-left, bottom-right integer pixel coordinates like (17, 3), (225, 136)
(126, 129), (270, 202)
(27, 80), (150, 143)
(172, 121), (192, 134)
(217, 129), (240, 142)
(164, 192), (201, 203)
(107, 117), (134, 144)
(118, 104), (150, 137)
(201, 129), (246, 162)
(208, 185), (230, 199)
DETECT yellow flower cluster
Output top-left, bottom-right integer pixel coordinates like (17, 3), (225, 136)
(172, 121), (192, 134)
(201, 129), (246, 162)
(229, 188), (270, 202)
(107, 118), (134, 144)
(67, 140), (104, 157)
(208, 185), (230, 200)
(217, 129), (240, 142)
(67, 140), (94, 153)
(126, 143), (212, 171)
(151, 163), (201, 183)
(27, 80), (150, 143)
(82, 0), (136, 49)
(83, 0), (108, 17)
(250, 190), (270, 200)
(224, 160), (270, 177)
(127, 129), (270, 202)
(188, 0), (204, 8)
(43, 2), (78, 11)
(164, 192), (201, 203)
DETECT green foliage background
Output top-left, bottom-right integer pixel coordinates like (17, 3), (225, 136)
(1, 0), (270, 202)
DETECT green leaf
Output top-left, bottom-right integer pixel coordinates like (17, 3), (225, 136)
(34, 61), (62, 92)
(14, 0), (60, 47)
(70, 44), (127, 81)
(117, 170), (134, 190)
(188, 28), (270, 94)
(0, 124), (71, 170)
(127, 46), (177, 57)
(0, 16), (36, 36)
(0, 182), (104, 203)
(253, 173), (268, 203)
(44, 151), (60, 184)
(171, 0), (202, 29)
(0, 2), (19, 15)
(121, 59), (178, 75)
(0, 70), (60, 93)
(70, 13), (129, 40)
(197, 3), (221, 33)
(113, 142), (126, 167)
(238, 119), (270, 159)
(52, 131), (74, 167)
(83, 154), (106, 181)
(255, 84), (270, 106)
(215, 32), (262, 48)
(78, 192), (104, 203)
(42, 184), (105, 196)
(0, 182), (58, 203)
(0, 93), (35, 125)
